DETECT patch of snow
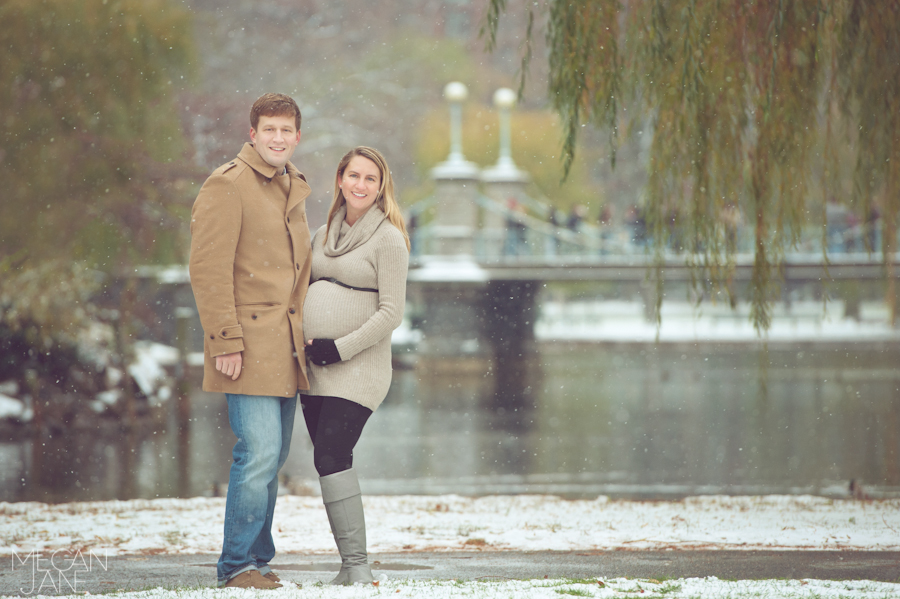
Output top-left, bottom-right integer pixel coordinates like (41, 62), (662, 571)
(0, 394), (24, 420)
(408, 257), (489, 282)
(187, 352), (205, 367)
(2, 572), (899, 599)
(76, 321), (116, 368)
(96, 390), (121, 405)
(391, 318), (422, 345)
(91, 389), (122, 412)
(535, 300), (900, 343)
(136, 341), (180, 367)
(128, 341), (177, 399)
(106, 366), (123, 388)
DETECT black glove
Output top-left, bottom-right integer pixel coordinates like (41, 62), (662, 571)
(306, 338), (341, 366)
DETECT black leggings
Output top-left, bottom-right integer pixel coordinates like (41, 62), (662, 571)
(300, 394), (372, 477)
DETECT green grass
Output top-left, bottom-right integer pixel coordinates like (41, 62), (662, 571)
(162, 530), (186, 545)
(554, 578), (604, 585)
(535, 577), (685, 598)
(657, 582), (683, 594)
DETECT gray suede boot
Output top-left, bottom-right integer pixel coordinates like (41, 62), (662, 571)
(319, 468), (374, 585)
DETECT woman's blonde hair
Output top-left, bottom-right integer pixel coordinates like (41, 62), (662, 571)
(325, 146), (410, 251)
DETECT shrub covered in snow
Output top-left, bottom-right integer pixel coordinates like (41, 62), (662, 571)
(0, 259), (176, 428)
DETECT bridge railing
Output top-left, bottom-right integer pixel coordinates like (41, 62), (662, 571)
(404, 193), (894, 260)
(408, 201), (639, 259)
(473, 193), (632, 258)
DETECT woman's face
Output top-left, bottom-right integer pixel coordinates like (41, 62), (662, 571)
(340, 155), (381, 217)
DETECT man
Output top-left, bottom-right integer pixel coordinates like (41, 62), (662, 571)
(189, 93), (311, 590)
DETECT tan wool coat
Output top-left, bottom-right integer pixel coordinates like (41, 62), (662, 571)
(189, 143), (312, 396)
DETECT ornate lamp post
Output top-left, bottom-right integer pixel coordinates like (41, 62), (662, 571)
(426, 81), (482, 256)
(414, 83), (488, 359)
(446, 82), (467, 163)
(432, 82), (479, 178)
(493, 88), (518, 171)
(483, 88), (528, 182)
(482, 88), (529, 257)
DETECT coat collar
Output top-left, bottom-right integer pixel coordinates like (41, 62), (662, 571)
(238, 142), (307, 182)
(324, 204), (386, 257)
(237, 143), (311, 214)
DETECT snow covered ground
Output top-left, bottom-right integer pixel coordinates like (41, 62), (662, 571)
(10, 578), (894, 599)
(534, 300), (900, 343)
(2, 494), (899, 599)
(3, 494), (899, 556)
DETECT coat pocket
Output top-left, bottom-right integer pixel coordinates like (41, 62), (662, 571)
(235, 301), (280, 307)
(236, 302), (282, 326)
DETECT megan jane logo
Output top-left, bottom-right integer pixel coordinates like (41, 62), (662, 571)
(11, 549), (109, 595)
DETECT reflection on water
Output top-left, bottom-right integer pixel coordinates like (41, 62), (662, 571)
(2, 341), (899, 502)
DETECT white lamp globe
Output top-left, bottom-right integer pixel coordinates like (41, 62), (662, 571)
(444, 81), (469, 103)
(493, 88), (517, 109)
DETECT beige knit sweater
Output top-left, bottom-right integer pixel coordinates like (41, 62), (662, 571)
(301, 205), (409, 411)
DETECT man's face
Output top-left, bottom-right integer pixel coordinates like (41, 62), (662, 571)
(249, 115), (301, 169)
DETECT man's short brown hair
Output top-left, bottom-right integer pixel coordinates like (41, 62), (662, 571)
(250, 93), (301, 131)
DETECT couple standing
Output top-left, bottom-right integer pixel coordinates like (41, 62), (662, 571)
(189, 93), (410, 589)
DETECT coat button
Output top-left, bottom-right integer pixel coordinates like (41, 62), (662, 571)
(289, 308), (296, 314)
(209, 334), (214, 339)
(221, 330), (228, 337)
(287, 217), (291, 223)
(252, 314), (258, 320)
(295, 263), (300, 270)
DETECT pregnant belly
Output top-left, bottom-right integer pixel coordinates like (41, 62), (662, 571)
(303, 280), (377, 340)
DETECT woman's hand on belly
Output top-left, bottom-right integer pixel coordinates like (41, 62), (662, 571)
(305, 338), (342, 365)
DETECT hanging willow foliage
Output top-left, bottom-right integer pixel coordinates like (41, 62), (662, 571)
(485, 0), (900, 332)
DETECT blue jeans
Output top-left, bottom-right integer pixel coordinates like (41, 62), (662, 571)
(217, 393), (297, 584)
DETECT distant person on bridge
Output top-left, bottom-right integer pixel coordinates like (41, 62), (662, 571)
(567, 204), (586, 233)
(865, 206), (881, 252)
(189, 93), (311, 590)
(625, 205), (647, 248)
(546, 207), (564, 255)
(597, 204), (614, 255)
(826, 197), (851, 254)
(505, 198), (528, 257)
(302, 146), (410, 585)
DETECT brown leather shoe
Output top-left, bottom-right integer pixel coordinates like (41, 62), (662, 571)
(224, 570), (282, 589)
(263, 571), (281, 583)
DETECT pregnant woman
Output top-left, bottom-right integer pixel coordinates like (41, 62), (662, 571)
(301, 146), (410, 585)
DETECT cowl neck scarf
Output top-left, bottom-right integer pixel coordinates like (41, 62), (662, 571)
(323, 204), (387, 257)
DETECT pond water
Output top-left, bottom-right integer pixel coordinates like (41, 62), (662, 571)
(2, 340), (898, 503)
